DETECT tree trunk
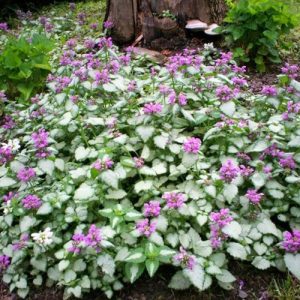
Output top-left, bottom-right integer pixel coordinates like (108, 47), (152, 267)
(105, 0), (227, 49)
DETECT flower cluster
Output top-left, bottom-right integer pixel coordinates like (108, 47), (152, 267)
(92, 158), (114, 171)
(162, 192), (186, 209)
(31, 128), (50, 158)
(143, 201), (161, 217)
(245, 189), (264, 205)
(210, 209), (233, 249)
(136, 219), (156, 237)
(22, 195), (42, 210)
(219, 160), (240, 183)
(173, 247), (196, 270)
(282, 230), (300, 253)
(17, 167), (36, 183)
(183, 137), (201, 154)
(143, 102), (163, 115)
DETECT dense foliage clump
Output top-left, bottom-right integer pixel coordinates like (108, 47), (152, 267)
(0, 3), (300, 300)
(223, 0), (299, 71)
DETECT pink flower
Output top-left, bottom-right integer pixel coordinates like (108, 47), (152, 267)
(84, 224), (102, 252)
(0, 255), (10, 270)
(68, 233), (85, 254)
(261, 85), (277, 97)
(209, 208), (233, 249)
(219, 160), (239, 183)
(22, 195), (42, 209)
(183, 137), (201, 154)
(136, 219), (156, 237)
(12, 234), (29, 251)
(143, 102), (163, 115)
(216, 85), (238, 102)
(279, 155), (296, 170)
(104, 20), (113, 29)
(245, 189), (264, 205)
(174, 247), (196, 270)
(134, 157), (144, 168)
(282, 230), (300, 253)
(162, 192), (186, 209)
(144, 201), (161, 217)
(92, 158), (114, 171)
(17, 168), (36, 182)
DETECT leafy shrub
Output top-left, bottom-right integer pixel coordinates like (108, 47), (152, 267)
(0, 34), (54, 101)
(1, 7), (300, 300)
(223, 0), (298, 72)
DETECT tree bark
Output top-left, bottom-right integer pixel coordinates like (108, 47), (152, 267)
(105, 0), (227, 48)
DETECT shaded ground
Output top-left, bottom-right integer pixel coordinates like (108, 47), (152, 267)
(1, 261), (292, 300)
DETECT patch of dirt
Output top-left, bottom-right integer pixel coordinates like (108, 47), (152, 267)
(1, 262), (285, 300)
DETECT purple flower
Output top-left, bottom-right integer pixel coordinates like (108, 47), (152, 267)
(216, 85), (238, 102)
(69, 2), (76, 11)
(134, 157), (144, 168)
(0, 23), (8, 31)
(232, 77), (247, 87)
(0, 146), (13, 165)
(68, 233), (85, 254)
(92, 158), (114, 171)
(17, 167), (36, 183)
(136, 219), (156, 237)
(279, 155), (296, 170)
(0, 255), (10, 271)
(128, 80), (136, 92)
(183, 137), (201, 154)
(209, 208), (233, 249)
(281, 63), (299, 79)
(12, 234), (29, 251)
(90, 23), (98, 30)
(104, 20), (113, 29)
(282, 230), (300, 253)
(162, 192), (186, 209)
(3, 191), (16, 203)
(245, 189), (264, 205)
(239, 165), (254, 177)
(219, 160), (239, 183)
(174, 247), (196, 270)
(2, 115), (15, 130)
(261, 85), (277, 97)
(32, 128), (49, 149)
(0, 91), (7, 102)
(98, 37), (113, 49)
(143, 102), (163, 115)
(144, 201), (161, 217)
(22, 195), (42, 210)
(84, 224), (102, 252)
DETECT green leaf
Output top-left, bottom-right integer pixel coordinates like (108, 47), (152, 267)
(136, 126), (155, 142)
(100, 170), (119, 189)
(64, 270), (76, 283)
(183, 265), (211, 291)
(216, 269), (236, 283)
(58, 260), (70, 272)
(168, 271), (191, 290)
(97, 254), (115, 276)
(220, 101), (236, 116)
(227, 242), (247, 260)
(74, 183), (95, 200)
(37, 203), (53, 215)
(252, 256), (271, 270)
(145, 259), (159, 277)
(284, 253), (300, 280)
(125, 249), (146, 263)
(0, 177), (16, 188)
(125, 263), (145, 283)
(222, 221), (242, 240)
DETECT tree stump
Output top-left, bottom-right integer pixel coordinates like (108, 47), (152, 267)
(105, 0), (227, 49)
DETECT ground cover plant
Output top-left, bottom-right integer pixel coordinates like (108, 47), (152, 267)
(0, 1), (300, 299)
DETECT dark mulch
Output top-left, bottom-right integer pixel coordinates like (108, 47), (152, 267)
(0, 261), (285, 300)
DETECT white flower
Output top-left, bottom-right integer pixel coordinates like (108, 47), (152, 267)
(31, 227), (53, 246)
(2, 139), (20, 152)
(204, 42), (215, 51)
(3, 200), (12, 215)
